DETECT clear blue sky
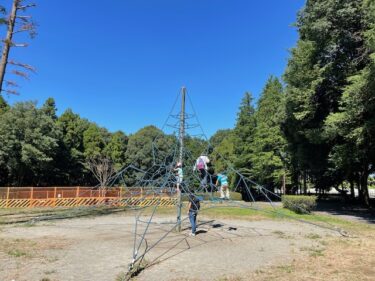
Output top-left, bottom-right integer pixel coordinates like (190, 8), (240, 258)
(3, 0), (305, 137)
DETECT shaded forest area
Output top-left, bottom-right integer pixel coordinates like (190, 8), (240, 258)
(0, 0), (374, 206)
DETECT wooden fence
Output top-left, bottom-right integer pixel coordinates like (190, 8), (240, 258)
(0, 187), (177, 209)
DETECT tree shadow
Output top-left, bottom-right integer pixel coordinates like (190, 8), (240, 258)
(315, 200), (375, 224)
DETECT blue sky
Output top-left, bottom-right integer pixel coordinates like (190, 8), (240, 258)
(2, 0), (305, 137)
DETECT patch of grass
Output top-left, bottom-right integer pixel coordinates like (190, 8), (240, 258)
(7, 249), (28, 258)
(300, 246), (325, 257)
(309, 248), (325, 257)
(305, 233), (321, 239)
(217, 277), (244, 281)
(277, 265), (294, 273)
(116, 259), (149, 281)
(272, 230), (293, 239)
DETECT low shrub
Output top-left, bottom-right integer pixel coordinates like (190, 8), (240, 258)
(282, 195), (317, 214)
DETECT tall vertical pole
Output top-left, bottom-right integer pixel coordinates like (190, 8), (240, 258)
(177, 87), (186, 232)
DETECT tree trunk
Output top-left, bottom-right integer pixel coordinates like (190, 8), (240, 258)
(356, 174), (363, 202)
(360, 172), (370, 207)
(303, 171), (307, 195)
(0, 0), (18, 92)
(349, 179), (355, 200)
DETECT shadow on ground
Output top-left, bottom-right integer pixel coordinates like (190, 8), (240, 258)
(316, 200), (375, 224)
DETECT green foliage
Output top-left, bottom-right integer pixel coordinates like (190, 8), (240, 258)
(0, 99), (129, 187)
(185, 136), (208, 162)
(0, 95), (9, 114)
(210, 131), (236, 173)
(0, 102), (60, 186)
(233, 92), (256, 176)
(125, 126), (175, 184)
(83, 123), (110, 159)
(56, 109), (90, 185)
(209, 129), (232, 149)
(250, 77), (286, 189)
(282, 195), (317, 214)
(105, 131), (128, 170)
(283, 0), (371, 197)
(41, 98), (57, 120)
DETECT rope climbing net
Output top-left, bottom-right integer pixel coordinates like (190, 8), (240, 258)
(105, 89), (348, 279)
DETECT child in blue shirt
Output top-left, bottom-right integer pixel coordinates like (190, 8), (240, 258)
(216, 173), (230, 199)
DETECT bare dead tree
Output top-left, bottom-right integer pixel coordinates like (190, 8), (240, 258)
(86, 157), (116, 192)
(0, 0), (36, 96)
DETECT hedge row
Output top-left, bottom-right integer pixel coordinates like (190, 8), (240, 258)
(281, 195), (317, 214)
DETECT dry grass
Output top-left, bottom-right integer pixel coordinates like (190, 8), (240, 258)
(219, 225), (375, 281)
(0, 237), (37, 259)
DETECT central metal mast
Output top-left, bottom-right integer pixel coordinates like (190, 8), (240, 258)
(177, 87), (186, 232)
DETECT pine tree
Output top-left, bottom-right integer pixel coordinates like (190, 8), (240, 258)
(250, 77), (287, 191)
(41, 97), (57, 120)
(233, 92), (256, 177)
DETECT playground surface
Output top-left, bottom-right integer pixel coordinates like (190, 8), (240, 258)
(0, 208), (374, 281)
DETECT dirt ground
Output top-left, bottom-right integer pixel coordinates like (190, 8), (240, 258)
(0, 210), (342, 281)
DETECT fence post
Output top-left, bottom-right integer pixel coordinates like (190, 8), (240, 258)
(75, 187), (80, 207)
(6, 187), (10, 208)
(53, 187), (57, 207)
(29, 187), (34, 208)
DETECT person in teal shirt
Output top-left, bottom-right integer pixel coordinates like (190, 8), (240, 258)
(216, 173), (230, 199)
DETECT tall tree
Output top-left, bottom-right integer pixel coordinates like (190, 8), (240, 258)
(233, 92), (256, 177)
(56, 109), (90, 185)
(324, 0), (375, 206)
(41, 97), (57, 120)
(0, 0), (37, 96)
(283, 0), (366, 193)
(250, 77), (287, 191)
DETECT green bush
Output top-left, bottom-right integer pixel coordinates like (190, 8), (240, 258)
(282, 195), (317, 214)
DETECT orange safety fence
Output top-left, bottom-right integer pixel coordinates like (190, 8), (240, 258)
(0, 187), (177, 209)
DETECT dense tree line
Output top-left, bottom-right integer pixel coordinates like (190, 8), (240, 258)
(0, 98), (128, 186)
(0, 97), (206, 187)
(210, 0), (375, 206)
(284, 0), (375, 206)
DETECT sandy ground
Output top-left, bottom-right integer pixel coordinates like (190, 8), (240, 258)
(0, 212), (339, 281)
